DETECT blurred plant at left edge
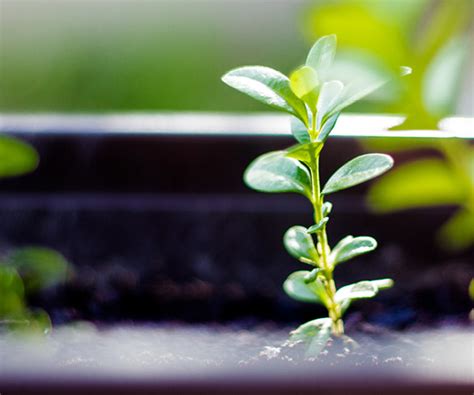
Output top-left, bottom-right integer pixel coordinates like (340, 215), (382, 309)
(304, 0), (474, 251)
(0, 135), (71, 334)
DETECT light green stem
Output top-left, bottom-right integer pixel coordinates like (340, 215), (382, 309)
(309, 153), (344, 336)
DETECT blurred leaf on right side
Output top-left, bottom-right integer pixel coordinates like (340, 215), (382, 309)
(368, 158), (467, 212)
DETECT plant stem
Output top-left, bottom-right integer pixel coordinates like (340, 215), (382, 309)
(309, 153), (344, 336)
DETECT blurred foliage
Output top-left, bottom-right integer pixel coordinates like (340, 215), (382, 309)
(0, 134), (70, 333)
(304, 0), (472, 125)
(0, 0), (308, 112)
(0, 135), (39, 177)
(0, 247), (71, 334)
(305, 0), (474, 251)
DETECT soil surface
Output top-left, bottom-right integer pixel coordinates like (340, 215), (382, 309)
(0, 322), (472, 380)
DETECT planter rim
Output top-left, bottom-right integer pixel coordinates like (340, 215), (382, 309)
(0, 112), (472, 139)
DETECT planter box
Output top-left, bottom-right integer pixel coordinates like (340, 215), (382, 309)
(0, 113), (472, 394)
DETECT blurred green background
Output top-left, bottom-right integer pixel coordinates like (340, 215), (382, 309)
(1, 0), (472, 115)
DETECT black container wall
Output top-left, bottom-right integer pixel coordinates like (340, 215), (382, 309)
(1, 117), (472, 326)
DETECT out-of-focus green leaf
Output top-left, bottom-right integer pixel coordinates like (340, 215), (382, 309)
(222, 66), (308, 123)
(322, 154), (394, 195)
(289, 317), (332, 357)
(289, 66), (320, 110)
(423, 35), (469, 117)
(290, 116), (311, 144)
(0, 265), (25, 317)
(304, 3), (408, 68)
(327, 66), (411, 118)
(283, 271), (329, 305)
(305, 34), (337, 81)
(0, 135), (38, 178)
(368, 158), (466, 212)
(244, 151), (312, 197)
(286, 141), (323, 164)
(283, 226), (319, 264)
(330, 236), (377, 265)
(438, 208), (474, 251)
(6, 247), (70, 293)
(316, 80), (344, 130)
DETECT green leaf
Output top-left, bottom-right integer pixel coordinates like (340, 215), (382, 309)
(306, 34), (337, 81)
(290, 116), (311, 144)
(283, 226), (319, 264)
(438, 208), (474, 251)
(330, 236), (377, 265)
(316, 112), (340, 143)
(336, 279), (393, 305)
(285, 141), (323, 164)
(368, 158), (466, 212)
(316, 80), (344, 130)
(307, 218), (329, 234)
(322, 154), (394, 195)
(304, 268), (321, 283)
(222, 66), (308, 123)
(6, 247), (70, 293)
(244, 151), (312, 197)
(289, 66), (320, 109)
(335, 281), (378, 304)
(0, 266), (25, 317)
(371, 278), (394, 290)
(0, 135), (38, 178)
(327, 66), (412, 118)
(322, 201), (333, 216)
(283, 271), (329, 305)
(289, 317), (332, 357)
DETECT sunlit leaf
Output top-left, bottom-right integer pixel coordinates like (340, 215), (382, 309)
(368, 158), (466, 212)
(244, 151), (312, 197)
(222, 66), (308, 123)
(306, 34), (337, 81)
(330, 236), (377, 265)
(283, 270), (329, 305)
(289, 66), (320, 109)
(283, 226), (319, 264)
(0, 135), (38, 178)
(286, 141), (323, 164)
(322, 154), (394, 195)
(289, 317), (332, 357)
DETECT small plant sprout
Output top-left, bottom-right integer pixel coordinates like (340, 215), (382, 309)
(222, 35), (411, 354)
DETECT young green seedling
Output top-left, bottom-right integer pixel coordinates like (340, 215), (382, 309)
(222, 35), (411, 354)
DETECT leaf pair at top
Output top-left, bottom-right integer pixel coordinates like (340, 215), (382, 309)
(222, 35), (412, 143)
